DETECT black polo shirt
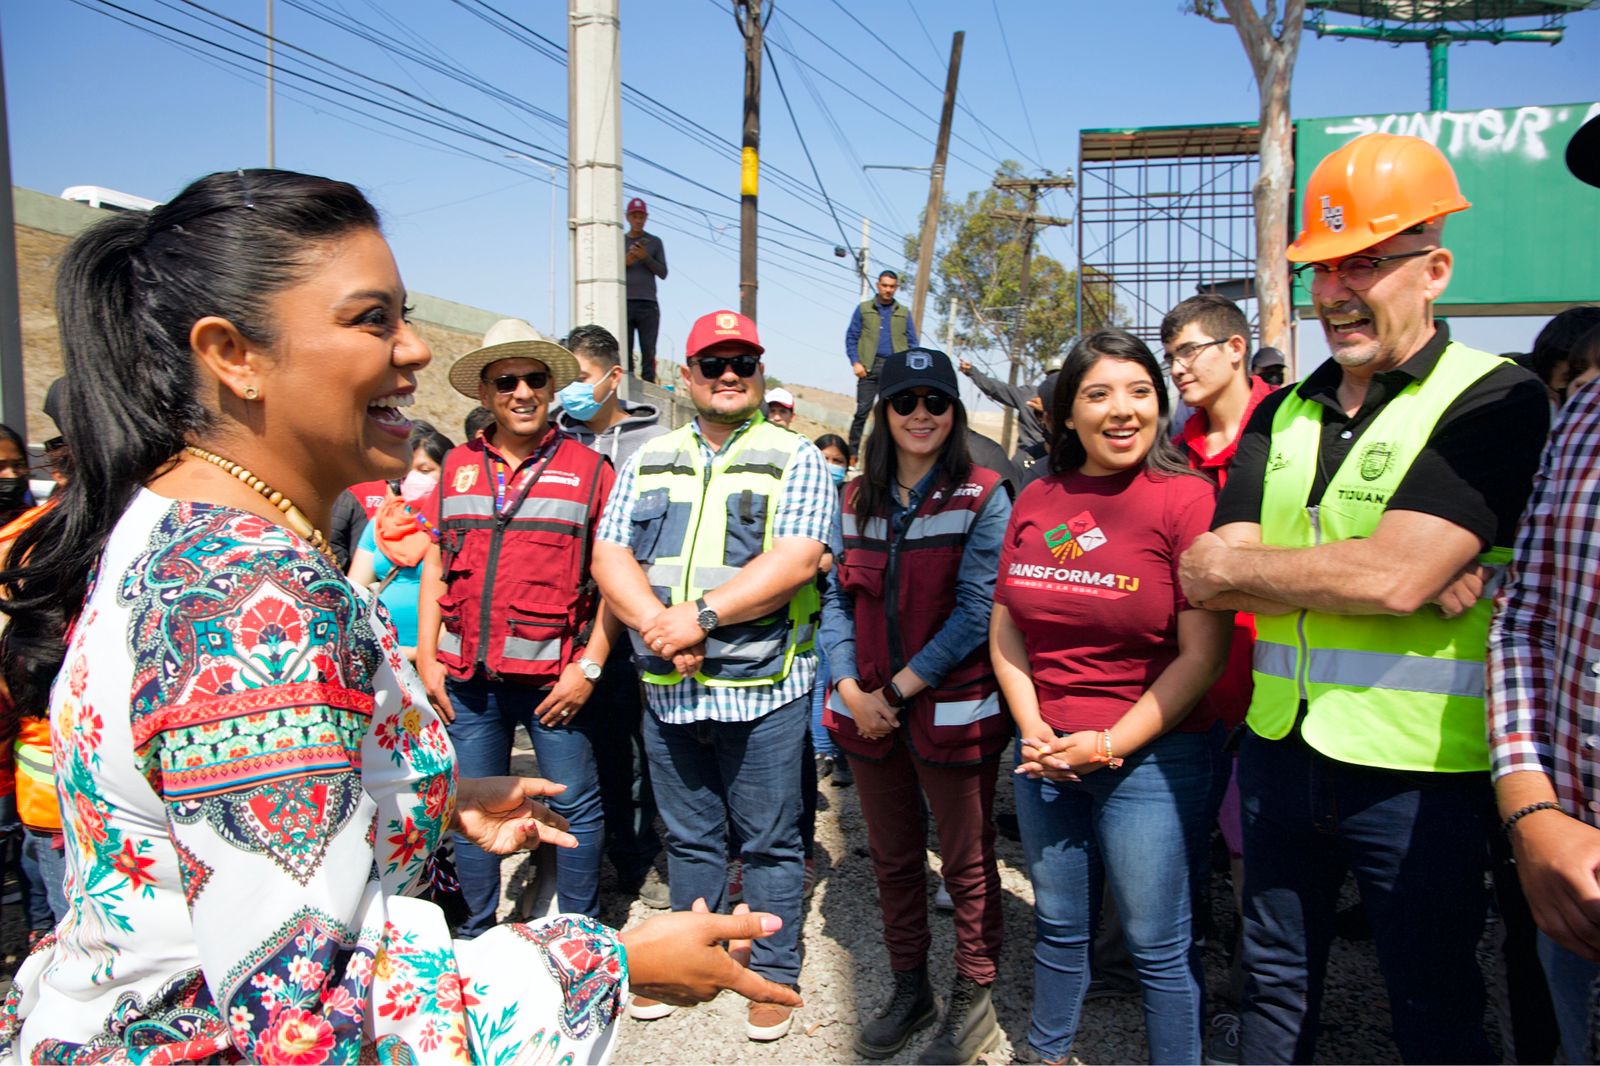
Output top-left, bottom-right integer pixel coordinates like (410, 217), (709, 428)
(1213, 323), (1550, 549)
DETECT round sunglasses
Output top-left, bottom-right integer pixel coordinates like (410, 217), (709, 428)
(888, 391), (953, 417)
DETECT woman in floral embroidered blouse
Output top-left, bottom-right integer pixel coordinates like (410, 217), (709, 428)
(0, 169), (799, 1064)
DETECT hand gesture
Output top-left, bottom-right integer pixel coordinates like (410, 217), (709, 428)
(1177, 531), (1233, 606)
(640, 601), (707, 660)
(454, 777), (577, 855)
(852, 362), (868, 379)
(619, 900), (805, 1009)
(959, 358), (973, 374)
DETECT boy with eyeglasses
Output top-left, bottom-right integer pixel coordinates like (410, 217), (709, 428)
(593, 310), (833, 1043)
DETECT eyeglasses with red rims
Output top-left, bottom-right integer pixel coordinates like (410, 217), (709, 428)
(487, 370), (550, 394)
(690, 353), (761, 379)
(1290, 248), (1435, 291)
(888, 390), (953, 417)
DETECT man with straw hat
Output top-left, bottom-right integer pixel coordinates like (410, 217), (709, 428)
(416, 318), (620, 935)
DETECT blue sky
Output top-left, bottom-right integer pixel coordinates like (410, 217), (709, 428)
(4, 1), (1597, 409)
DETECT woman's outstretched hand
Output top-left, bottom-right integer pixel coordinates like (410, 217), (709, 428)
(620, 899), (806, 1009)
(454, 776), (577, 854)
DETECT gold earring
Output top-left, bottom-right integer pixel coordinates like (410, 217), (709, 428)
(245, 386), (260, 400)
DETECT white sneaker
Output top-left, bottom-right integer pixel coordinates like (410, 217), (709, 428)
(627, 995), (678, 1021)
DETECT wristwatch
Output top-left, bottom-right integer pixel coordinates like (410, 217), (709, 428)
(577, 657), (603, 682)
(695, 596), (720, 633)
(884, 681), (907, 708)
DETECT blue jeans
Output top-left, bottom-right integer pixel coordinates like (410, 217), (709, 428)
(1539, 930), (1600, 1063)
(810, 643), (837, 758)
(642, 695), (807, 985)
(446, 675), (604, 935)
(1236, 728), (1494, 1064)
(1014, 729), (1210, 1064)
(20, 830), (66, 930)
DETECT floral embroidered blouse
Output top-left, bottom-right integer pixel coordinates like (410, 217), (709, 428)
(0, 491), (628, 1064)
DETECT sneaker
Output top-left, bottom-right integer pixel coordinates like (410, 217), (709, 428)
(627, 995), (678, 1021)
(629, 867), (670, 910)
(933, 880), (954, 912)
(1083, 975), (1140, 1001)
(747, 994), (796, 1041)
(727, 859), (744, 904)
(1205, 1011), (1242, 1065)
(832, 756), (854, 787)
(854, 965), (936, 1059)
(917, 975), (999, 1064)
(816, 753), (836, 780)
(802, 857), (817, 900)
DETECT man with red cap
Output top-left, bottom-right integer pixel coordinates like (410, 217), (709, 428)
(1178, 133), (1549, 1062)
(624, 197), (668, 383)
(593, 310), (832, 1043)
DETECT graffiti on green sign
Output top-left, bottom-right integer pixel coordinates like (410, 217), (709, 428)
(1326, 103), (1600, 162)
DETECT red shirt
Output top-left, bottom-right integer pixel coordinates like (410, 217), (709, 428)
(1178, 376), (1276, 489)
(996, 467), (1217, 734)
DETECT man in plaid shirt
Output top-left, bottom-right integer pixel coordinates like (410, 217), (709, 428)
(1488, 110), (1600, 1062)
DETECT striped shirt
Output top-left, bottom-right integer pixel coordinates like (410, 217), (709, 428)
(597, 414), (836, 724)
(1488, 380), (1600, 826)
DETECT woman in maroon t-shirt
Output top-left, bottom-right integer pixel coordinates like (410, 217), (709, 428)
(990, 329), (1231, 1064)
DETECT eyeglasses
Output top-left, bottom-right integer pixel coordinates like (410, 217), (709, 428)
(43, 436), (66, 452)
(888, 391), (953, 417)
(487, 370), (550, 394)
(1290, 248), (1434, 290)
(691, 354), (760, 379)
(1162, 339), (1227, 372)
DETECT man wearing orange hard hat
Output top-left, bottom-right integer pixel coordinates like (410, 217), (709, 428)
(1179, 133), (1550, 1063)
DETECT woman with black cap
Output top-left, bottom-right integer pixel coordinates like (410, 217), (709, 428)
(820, 346), (1012, 1064)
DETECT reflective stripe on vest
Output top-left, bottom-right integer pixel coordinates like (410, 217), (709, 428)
(627, 415), (819, 687)
(15, 719), (59, 831)
(1251, 341), (1510, 772)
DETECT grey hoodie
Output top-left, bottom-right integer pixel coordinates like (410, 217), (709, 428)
(557, 399), (670, 471)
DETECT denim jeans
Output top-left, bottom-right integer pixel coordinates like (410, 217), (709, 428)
(642, 695), (807, 985)
(584, 646), (660, 883)
(20, 830), (66, 930)
(446, 675), (605, 935)
(1236, 728), (1494, 1064)
(810, 642), (837, 758)
(1539, 930), (1600, 1063)
(1014, 729), (1210, 1064)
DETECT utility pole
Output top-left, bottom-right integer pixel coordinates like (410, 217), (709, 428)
(568, 0), (626, 369)
(911, 31), (963, 334)
(736, 0), (763, 320)
(990, 175), (1073, 453)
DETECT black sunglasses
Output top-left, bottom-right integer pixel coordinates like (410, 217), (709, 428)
(888, 391), (953, 417)
(691, 354), (760, 379)
(487, 370), (550, 394)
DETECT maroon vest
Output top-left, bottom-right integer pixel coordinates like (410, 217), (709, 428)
(825, 467), (1008, 765)
(434, 432), (606, 685)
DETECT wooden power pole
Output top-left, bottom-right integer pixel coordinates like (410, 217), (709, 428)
(911, 31), (963, 334)
(736, 0), (763, 320)
(991, 175), (1073, 453)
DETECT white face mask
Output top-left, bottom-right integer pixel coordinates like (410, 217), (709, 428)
(399, 469), (439, 504)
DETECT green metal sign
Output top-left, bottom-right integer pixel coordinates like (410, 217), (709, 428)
(1293, 101), (1600, 315)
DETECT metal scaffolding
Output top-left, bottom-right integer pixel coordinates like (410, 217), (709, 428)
(1076, 122), (1262, 345)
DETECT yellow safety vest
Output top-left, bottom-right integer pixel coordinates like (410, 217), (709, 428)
(1252, 341), (1510, 772)
(627, 415), (819, 687)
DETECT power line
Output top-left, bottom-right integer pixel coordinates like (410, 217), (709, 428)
(989, 0), (1044, 166)
(762, 41), (855, 260)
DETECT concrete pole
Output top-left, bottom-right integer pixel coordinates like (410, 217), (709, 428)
(568, 0), (626, 357)
(911, 31), (963, 334)
(0, 30), (27, 434)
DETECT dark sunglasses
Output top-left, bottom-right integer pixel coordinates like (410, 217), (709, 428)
(888, 391), (953, 417)
(487, 370), (550, 394)
(43, 436), (66, 452)
(691, 354), (760, 379)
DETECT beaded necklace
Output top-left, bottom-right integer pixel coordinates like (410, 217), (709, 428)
(183, 446), (337, 564)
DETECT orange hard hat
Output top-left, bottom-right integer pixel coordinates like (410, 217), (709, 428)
(1287, 133), (1471, 263)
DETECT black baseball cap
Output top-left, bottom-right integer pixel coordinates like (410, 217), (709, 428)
(1569, 111), (1600, 189)
(1037, 371), (1061, 411)
(1252, 347), (1288, 371)
(877, 347), (960, 402)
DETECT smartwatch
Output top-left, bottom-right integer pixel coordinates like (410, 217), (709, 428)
(695, 596), (720, 633)
(884, 681), (907, 708)
(577, 657), (603, 682)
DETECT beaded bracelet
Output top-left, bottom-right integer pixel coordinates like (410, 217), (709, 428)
(1087, 729), (1124, 770)
(1502, 800), (1562, 836)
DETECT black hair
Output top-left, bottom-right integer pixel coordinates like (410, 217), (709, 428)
(565, 324), (621, 371)
(1532, 306), (1600, 387)
(1049, 328), (1200, 480)
(813, 433), (850, 460)
(1160, 293), (1251, 348)
(878, 270), (899, 282)
(852, 396), (972, 520)
(409, 426), (454, 468)
(464, 406), (496, 440)
(0, 169), (381, 718)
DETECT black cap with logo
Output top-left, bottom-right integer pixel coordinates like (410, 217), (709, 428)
(877, 347), (960, 402)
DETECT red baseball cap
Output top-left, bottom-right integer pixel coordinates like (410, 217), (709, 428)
(687, 310), (764, 359)
(626, 197), (648, 215)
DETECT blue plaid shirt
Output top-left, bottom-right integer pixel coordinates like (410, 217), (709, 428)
(597, 414), (836, 723)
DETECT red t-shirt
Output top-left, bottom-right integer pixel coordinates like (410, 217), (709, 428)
(996, 466), (1217, 734)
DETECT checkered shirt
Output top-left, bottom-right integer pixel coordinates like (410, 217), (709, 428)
(1488, 381), (1600, 826)
(597, 415), (835, 724)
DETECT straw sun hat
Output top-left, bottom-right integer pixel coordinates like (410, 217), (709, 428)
(447, 318), (580, 399)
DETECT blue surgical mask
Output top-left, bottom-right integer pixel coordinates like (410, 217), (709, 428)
(828, 462), (848, 486)
(557, 375), (609, 421)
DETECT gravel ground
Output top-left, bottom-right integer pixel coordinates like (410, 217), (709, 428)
(497, 740), (1520, 1066)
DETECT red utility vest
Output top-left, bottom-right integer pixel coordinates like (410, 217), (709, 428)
(434, 431), (608, 686)
(825, 466), (1008, 766)
(348, 479), (390, 518)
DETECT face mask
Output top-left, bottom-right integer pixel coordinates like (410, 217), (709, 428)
(827, 462), (848, 486)
(558, 373), (613, 422)
(399, 469), (438, 504)
(0, 477), (25, 509)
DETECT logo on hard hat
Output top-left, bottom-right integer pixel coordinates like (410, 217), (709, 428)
(1319, 195), (1345, 234)
(716, 313), (738, 330)
(907, 351), (933, 370)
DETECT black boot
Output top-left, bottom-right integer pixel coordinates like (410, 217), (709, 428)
(854, 965), (937, 1059)
(917, 975), (999, 1065)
